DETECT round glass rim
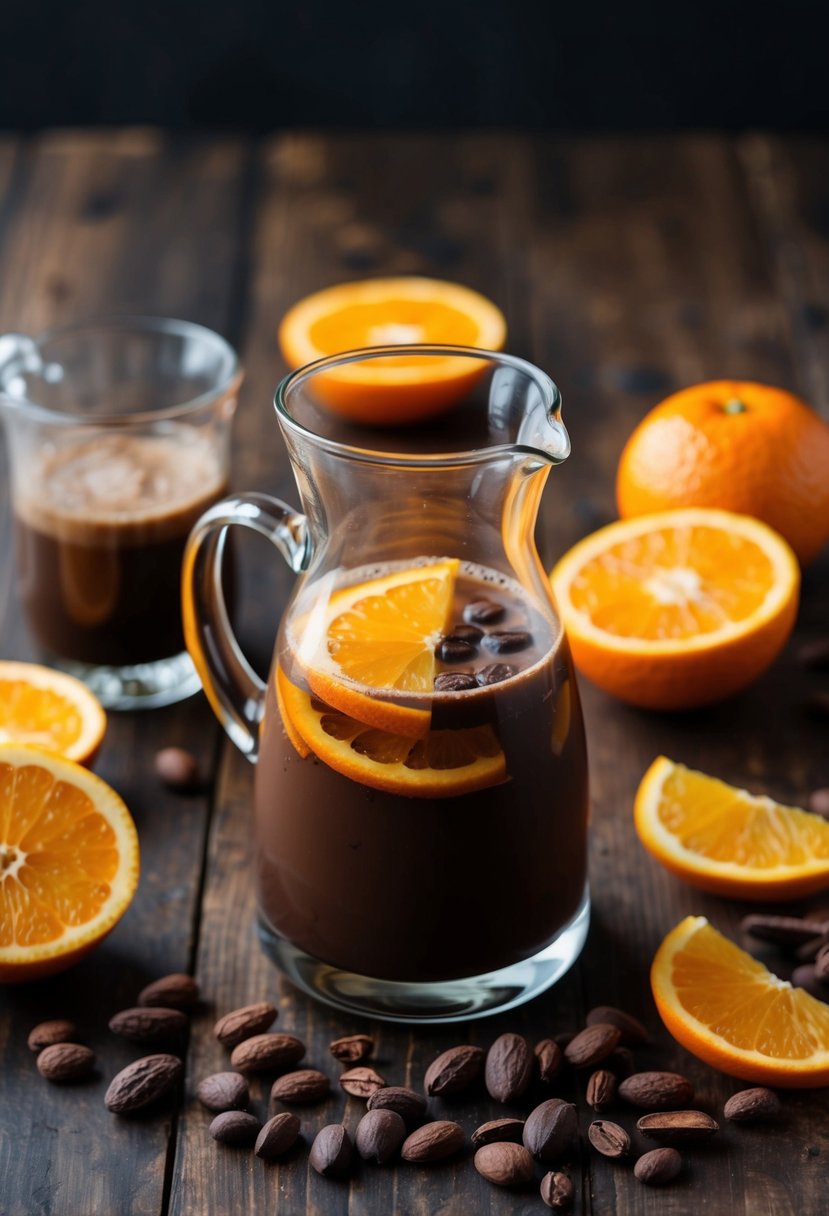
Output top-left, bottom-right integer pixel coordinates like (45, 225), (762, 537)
(273, 344), (562, 468)
(0, 314), (242, 427)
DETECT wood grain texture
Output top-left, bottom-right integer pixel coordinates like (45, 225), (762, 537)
(2, 132), (828, 1216)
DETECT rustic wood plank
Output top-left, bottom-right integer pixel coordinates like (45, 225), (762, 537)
(0, 131), (250, 1216)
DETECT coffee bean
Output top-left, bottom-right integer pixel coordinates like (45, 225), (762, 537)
(809, 788), (829, 820)
(586, 1069), (617, 1112)
(464, 598), (505, 625)
(723, 1087), (781, 1123)
(796, 637), (829, 669)
(449, 623), (483, 642)
(154, 747), (202, 792)
(634, 1146), (682, 1186)
(424, 1044), (484, 1097)
(209, 1110), (261, 1146)
(339, 1065), (386, 1097)
(791, 963), (829, 1000)
(485, 1033), (534, 1103)
(474, 1142), (535, 1187)
(541, 1170), (574, 1209)
(523, 1099), (579, 1164)
(483, 630), (532, 654)
(586, 1005), (650, 1046)
(329, 1033), (374, 1063)
(476, 663), (516, 686)
(355, 1108), (407, 1164)
(367, 1086), (427, 1126)
(471, 1117), (525, 1148)
(434, 672), (478, 692)
(637, 1110), (719, 1144)
(310, 1124), (352, 1177)
(436, 636), (477, 662)
(196, 1072), (249, 1113)
(255, 1112), (301, 1160)
(588, 1119), (631, 1159)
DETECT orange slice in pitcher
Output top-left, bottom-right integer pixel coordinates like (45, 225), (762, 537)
(0, 744), (140, 982)
(278, 669), (506, 798)
(297, 559), (459, 738)
(0, 661), (106, 766)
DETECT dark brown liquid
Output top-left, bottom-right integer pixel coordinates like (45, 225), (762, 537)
(254, 569), (588, 984)
(14, 433), (227, 666)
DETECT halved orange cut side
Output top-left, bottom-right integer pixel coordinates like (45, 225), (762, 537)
(297, 559), (459, 738)
(652, 916), (829, 1087)
(635, 757), (829, 900)
(0, 660), (106, 765)
(0, 744), (140, 982)
(277, 669), (506, 798)
(278, 277), (507, 425)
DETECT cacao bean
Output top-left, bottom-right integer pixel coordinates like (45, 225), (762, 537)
(474, 1141), (535, 1187)
(424, 1044), (484, 1097)
(255, 1112), (301, 1160)
(214, 1002), (277, 1048)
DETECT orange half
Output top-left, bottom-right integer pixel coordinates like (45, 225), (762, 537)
(0, 744), (140, 982)
(0, 660), (106, 765)
(652, 916), (829, 1087)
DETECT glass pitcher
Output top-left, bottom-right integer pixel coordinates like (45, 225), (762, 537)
(183, 345), (589, 1022)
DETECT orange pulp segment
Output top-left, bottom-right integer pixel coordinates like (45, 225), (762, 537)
(0, 743), (140, 982)
(277, 667), (506, 798)
(297, 559), (460, 738)
(550, 508), (799, 709)
(635, 756), (829, 900)
(0, 660), (106, 765)
(652, 916), (829, 1086)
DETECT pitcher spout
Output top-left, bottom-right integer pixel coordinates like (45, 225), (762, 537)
(488, 359), (570, 466)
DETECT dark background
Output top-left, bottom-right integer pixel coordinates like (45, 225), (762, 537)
(1, 0), (827, 131)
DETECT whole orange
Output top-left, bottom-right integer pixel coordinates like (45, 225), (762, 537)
(616, 380), (829, 564)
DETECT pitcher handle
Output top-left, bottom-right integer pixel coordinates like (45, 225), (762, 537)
(182, 492), (312, 762)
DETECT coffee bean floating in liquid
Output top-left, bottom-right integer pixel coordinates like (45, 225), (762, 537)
(477, 663), (516, 686)
(463, 599), (506, 625)
(483, 630), (533, 655)
(449, 623), (484, 643)
(434, 672), (478, 692)
(436, 636), (478, 663)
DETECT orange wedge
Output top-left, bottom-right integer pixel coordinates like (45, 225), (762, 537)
(278, 277), (506, 425)
(550, 508), (799, 709)
(0, 744), (140, 982)
(277, 667), (506, 798)
(0, 660), (106, 765)
(295, 559), (459, 738)
(635, 757), (829, 900)
(652, 916), (829, 1086)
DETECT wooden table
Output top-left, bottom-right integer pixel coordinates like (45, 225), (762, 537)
(1, 131), (828, 1216)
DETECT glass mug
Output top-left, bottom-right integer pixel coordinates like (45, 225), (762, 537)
(183, 346), (589, 1022)
(0, 317), (241, 709)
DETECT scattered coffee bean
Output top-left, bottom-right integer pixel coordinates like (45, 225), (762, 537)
(137, 973), (200, 1010)
(270, 1068), (330, 1105)
(637, 1110), (719, 1144)
(449, 623), (483, 642)
(809, 789), (829, 820)
(791, 964), (829, 1000)
(36, 1043), (95, 1083)
(434, 671), (478, 691)
(230, 1033), (305, 1075)
(485, 1033), (534, 1103)
(535, 1038), (563, 1084)
(214, 1001), (277, 1048)
(329, 1033), (374, 1063)
(339, 1065), (386, 1097)
(436, 636), (477, 662)
(27, 1019), (80, 1054)
(587, 1119), (631, 1159)
(814, 943), (829, 982)
(255, 1112), (301, 1161)
(741, 914), (824, 949)
(463, 599), (505, 625)
(541, 1169), (574, 1209)
(796, 637), (829, 669)
(197, 1071), (249, 1113)
(586, 1005), (650, 1046)
(474, 1142), (535, 1187)
(723, 1087), (781, 1123)
(564, 1023), (622, 1069)
(618, 1071), (694, 1110)
(401, 1120), (464, 1163)
(355, 1108), (407, 1164)
(806, 690), (829, 718)
(586, 1069), (617, 1112)
(367, 1086), (427, 1126)
(310, 1124), (352, 1177)
(108, 1006), (189, 1043)
(210, 1110), (262, 1146)
(482, 629), (532, 654)
(471, 1117), (525, 1148)
(105, 1054), (183, 1114)
(154, 746), (202, 792)
(634, 1146), (682, 1186)
(523, 1099), (579, 1164)
(424, 1044), (484, 1097)
(476, 663), (516, 686)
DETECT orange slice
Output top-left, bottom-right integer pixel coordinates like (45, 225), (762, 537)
(0, 660), (106, 765)
(0, 743), (140, 982)
(278, 277), (507, 425)
(635, 757), (829, 900)
(296, 559), (459, 738)
(550, 508), (799, 709)
(277, 668), (506, 798)
(652, 916), (829, 1086)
